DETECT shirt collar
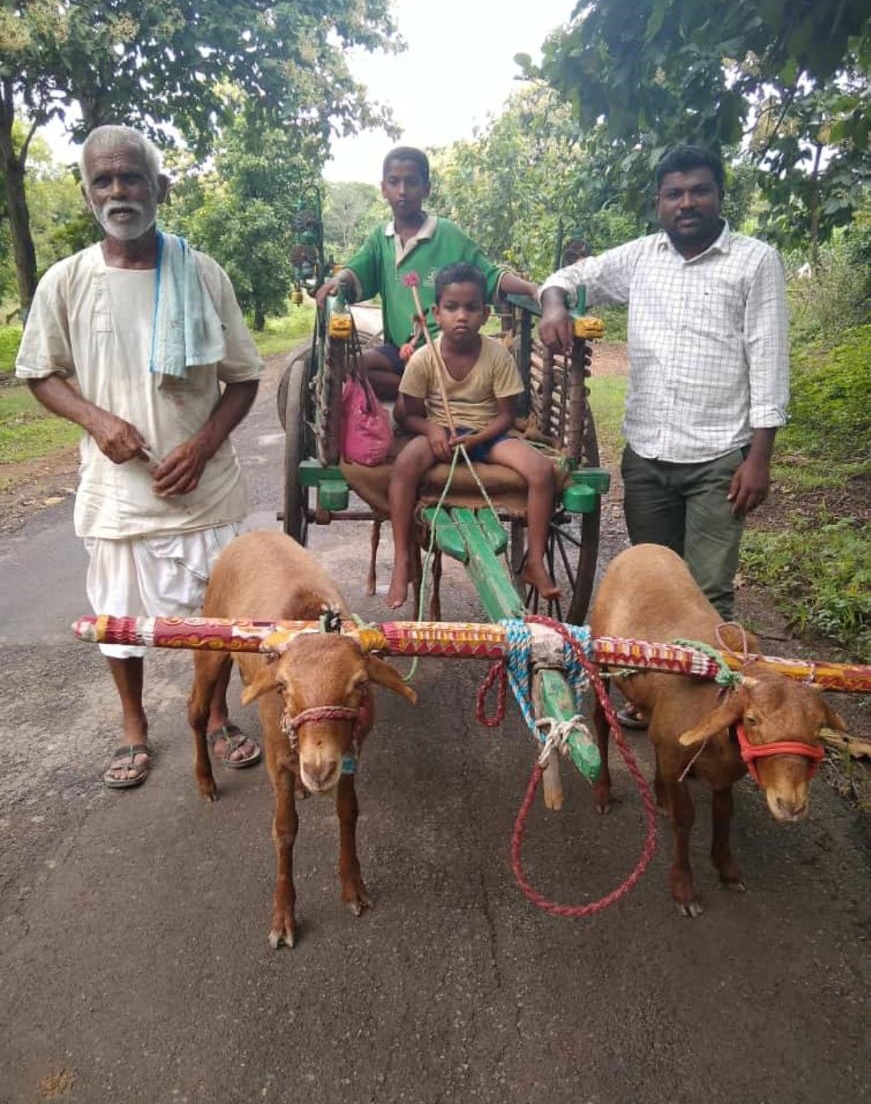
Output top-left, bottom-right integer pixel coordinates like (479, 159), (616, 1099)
(656, 219), (731, 262)
(384, 214), (438, 242)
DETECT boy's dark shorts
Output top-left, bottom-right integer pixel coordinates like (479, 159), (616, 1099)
(455, 426), (510, 463)
(372, 343), (405, 376)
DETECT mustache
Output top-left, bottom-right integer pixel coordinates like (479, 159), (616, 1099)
(103, 201), (147, 216)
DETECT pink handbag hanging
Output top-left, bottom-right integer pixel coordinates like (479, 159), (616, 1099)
(340, 375), (392, 466)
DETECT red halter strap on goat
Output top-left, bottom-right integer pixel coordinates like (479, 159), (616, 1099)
(281, 688), (370, 754)
(734, 723), (825, 785)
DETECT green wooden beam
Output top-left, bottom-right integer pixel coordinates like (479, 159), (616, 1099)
(421, 505), (601, 783)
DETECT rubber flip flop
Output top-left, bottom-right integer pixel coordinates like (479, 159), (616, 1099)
(207, 723), (262, 769)
(104, 744), (152, 789)
(617, 707), (648, 730)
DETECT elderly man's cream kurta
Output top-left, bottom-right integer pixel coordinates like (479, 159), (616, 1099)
(16, 244), (263, 537)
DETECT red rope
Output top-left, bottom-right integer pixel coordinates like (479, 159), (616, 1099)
(510, 616), (658, 917)
(476, 659), (508, 728)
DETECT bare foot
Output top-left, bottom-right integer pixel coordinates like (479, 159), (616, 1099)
(522, 560), (560, 601)
(385, 567), (409, 610)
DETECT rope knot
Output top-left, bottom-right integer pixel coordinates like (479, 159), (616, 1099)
(672, 637), (743, 690)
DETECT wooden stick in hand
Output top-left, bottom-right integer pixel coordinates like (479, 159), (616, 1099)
(403, 272), (456, 437)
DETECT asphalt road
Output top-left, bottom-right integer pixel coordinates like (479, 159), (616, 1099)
(1, 355), (869, 1104)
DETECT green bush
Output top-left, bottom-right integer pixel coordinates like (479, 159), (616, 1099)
(742, 516), (871, 658)
(784, 324), (871, 461)
(786, 238), (869, 346)
(0, 326), (22, 375)
(589, 304), (628, 342)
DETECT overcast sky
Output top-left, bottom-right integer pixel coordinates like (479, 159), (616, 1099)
(41, 1), (576, 183)
(324, 0), (575, 183)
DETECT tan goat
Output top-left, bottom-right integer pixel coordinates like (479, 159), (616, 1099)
(187, 529), (416, 948)
(589, 544), (846, 917)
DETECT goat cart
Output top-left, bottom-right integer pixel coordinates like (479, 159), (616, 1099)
(276, 291), (609, 628)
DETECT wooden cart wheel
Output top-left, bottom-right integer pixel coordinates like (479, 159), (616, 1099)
(281, 353), (314, 544)
(276, 342), (312, 431)
(510, 411), (601, 625)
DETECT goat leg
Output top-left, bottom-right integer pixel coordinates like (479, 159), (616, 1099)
(336, 774), (370, 915)
(663, 777), (703, 917)
(710, 787), (746, 891)
(270, 766), (299, 949)
(187, 652), (224, 801)
(592, 695), (613, 814)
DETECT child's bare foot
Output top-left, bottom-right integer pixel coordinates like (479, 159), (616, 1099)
(385, 568), (410, 610)
(522, 560), (560, 601)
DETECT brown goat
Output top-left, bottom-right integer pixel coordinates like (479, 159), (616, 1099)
(589, 544), (846, 917)
(187, 529), (416, 948)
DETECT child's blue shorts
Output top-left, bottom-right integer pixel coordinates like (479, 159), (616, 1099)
(455, 427), (509, 463)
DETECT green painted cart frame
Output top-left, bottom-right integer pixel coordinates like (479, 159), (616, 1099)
(276, 291), (611, 786)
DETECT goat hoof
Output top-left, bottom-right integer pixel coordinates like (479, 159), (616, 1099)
(269, 926), (295, 950)
(676, 899), (704, 918)
(198, 785), (218, 803)
(718, 879), (747, 893)
(345, 891), (371, 917)
(595, 800), (614, 816)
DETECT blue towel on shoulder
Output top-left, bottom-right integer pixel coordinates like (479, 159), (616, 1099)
(149, 231), (226, 377)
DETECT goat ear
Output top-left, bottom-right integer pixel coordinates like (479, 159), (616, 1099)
(240, 662), (280, 705)
(677, 688), (746, 747)
(365, 655), (417, 705)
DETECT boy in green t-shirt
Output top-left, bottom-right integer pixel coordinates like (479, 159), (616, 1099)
(316, 146), (538, 399)
(386, 262), (558, 609)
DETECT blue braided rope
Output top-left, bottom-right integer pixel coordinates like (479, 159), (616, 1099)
(563, 625), (593, 703)
(499, 620), (594, 746)
(501, 620), (536, 733)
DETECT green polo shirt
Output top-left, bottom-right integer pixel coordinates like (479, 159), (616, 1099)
(341, 215), (506, 347)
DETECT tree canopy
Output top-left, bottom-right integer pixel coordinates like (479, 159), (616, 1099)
(533, 0), (871, 257)
(430, 85), (643, 282)
(0, 0), (401, 307)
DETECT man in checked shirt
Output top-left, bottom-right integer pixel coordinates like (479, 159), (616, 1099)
(539, 145), (789, 624)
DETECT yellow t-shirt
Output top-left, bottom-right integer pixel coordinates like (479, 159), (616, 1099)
(399, 335), (523, 432)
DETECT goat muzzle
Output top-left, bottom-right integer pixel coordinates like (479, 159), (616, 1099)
(281, 689), (370, 755)
(735, 722), (825, 786)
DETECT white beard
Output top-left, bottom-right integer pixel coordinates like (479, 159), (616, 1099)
(93, 199), (158, 242)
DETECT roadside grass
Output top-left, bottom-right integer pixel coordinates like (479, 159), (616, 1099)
(586, 374), (625, 461)
(0, 325), (22, 376)
(741, 325), (870, 659)
(742, 516), (870, 657)
(587, 337), (869, 660)
(0, 386), (81, 490)
(251, 304), (316, 357)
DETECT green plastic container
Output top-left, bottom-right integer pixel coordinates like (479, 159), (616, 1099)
(318, 481), (349, 511)
(561, 483), (598, 514)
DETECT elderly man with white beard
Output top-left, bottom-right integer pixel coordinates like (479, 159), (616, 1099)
(16, 125), (264, 789)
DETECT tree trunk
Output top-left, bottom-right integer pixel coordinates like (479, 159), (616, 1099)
(808, 143), (823, 273)
(254, 305), (266, 331)
(0, 80), (38, 312)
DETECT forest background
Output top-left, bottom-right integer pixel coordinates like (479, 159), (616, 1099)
(0, 0), (869, 662)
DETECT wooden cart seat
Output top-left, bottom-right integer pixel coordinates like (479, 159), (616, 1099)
(339, 431), (571, 519)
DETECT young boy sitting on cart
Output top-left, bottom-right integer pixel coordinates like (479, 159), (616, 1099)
(315, 146), (538, 400)
(386, 262), (560, 609)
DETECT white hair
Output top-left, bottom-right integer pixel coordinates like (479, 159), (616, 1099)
(80, 125), (163, 185)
